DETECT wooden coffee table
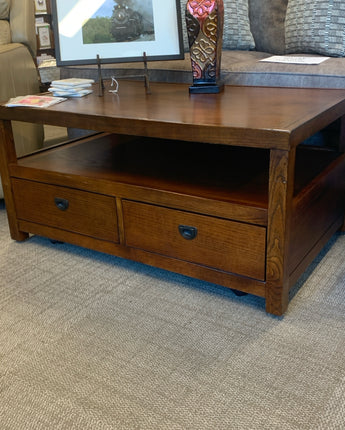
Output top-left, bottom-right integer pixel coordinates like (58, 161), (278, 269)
(1, 81), (345, 315)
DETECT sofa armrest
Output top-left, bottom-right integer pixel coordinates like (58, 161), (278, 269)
(9, 0), (36, 58)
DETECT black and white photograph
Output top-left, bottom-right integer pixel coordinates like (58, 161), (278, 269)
(82, 0), (155, 44)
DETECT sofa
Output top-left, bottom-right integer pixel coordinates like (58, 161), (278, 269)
(0, 0), (44, 198)
(61, 0), (345, 90)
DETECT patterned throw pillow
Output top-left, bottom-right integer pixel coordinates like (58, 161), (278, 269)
(285, 0), (345, 57)
(180, 0), (255, 51)
(223, 0), (255, 50)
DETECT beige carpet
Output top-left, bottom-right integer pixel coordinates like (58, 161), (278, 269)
(0, 199), (344, 429)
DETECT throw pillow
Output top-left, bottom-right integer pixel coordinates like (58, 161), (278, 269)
(248, 0), (288, 54)
(285, 0), (345, 57)
(180, 0), (255, 51)
(223, 0), (255, 50)
(0, 0), (10, 20)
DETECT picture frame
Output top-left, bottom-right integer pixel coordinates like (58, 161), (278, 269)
(34, 0), (48, 14)
(37, 24), (52, 49)
(51, 0), (184, 66)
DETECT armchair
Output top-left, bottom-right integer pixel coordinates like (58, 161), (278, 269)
(0, 0), (44, 198)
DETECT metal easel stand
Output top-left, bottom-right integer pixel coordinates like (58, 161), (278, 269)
(96, 52), (151, 97)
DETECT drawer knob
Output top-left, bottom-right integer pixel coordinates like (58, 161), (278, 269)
(179, 225), (197, 240)
(54, 197), (69, 211)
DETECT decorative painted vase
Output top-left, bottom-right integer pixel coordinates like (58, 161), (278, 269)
(185, 0), (224, 93)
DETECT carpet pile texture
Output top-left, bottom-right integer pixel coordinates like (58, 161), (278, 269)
(0, 200), (344, 429)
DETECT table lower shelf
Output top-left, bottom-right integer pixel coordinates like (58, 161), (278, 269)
(8, 132), (345, 314)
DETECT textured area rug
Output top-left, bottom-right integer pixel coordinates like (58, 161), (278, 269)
(0, 200), (344, 429)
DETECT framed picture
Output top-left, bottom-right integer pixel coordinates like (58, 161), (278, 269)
(37, 24), (52, 49)
(34, 0), (48, 14)
(51, 0), (184, 66)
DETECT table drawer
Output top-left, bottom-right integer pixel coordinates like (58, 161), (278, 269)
(12, 179), (119, 242)
(123, 201), (266, 281)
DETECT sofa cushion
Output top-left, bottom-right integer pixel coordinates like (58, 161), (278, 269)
(285, 0), (345, 57)
(248, 0), (288, 54)
(180, 0), (255, 51)
(0, 0), (10, 19)
(0, 42), (43, 162)
(0, 19), (10, 44)
(222, 53), (345, 88)
(61, 51), (268, 85)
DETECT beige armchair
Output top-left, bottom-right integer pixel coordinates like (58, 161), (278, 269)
(0, 0), (44, 198)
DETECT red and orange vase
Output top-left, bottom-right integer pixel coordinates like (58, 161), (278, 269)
(185, 0), (224, 93)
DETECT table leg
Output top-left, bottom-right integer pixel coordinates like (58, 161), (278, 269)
(0, 120), (29, 241)
(339, 116), (345, 231)
(266, 147), (296, 315)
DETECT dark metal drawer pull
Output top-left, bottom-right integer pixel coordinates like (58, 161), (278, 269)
(54, 197), (69, 211)
(178, 225), (197, 240)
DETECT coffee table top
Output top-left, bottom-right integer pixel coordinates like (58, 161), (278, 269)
(1, 81), (345, 150)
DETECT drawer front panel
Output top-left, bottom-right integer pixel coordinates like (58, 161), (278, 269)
(12, 179), (118, 242)
(123, 201), (266, 280)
